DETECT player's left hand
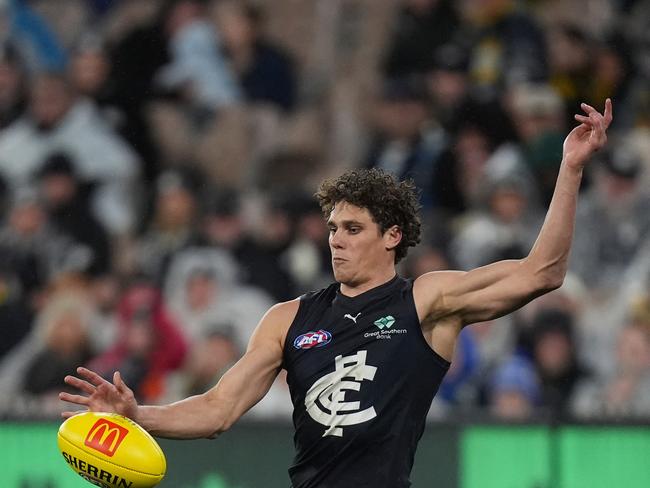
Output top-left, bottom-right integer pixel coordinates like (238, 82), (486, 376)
(563, 98), (613, 169)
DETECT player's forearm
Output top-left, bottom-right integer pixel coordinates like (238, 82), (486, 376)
(136, 393), (231, 439)
(525, 160), (583, 288)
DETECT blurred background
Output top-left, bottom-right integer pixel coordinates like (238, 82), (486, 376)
(0, 0), (649, 486)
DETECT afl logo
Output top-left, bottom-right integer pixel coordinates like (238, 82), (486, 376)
(294, 330), (332, 349)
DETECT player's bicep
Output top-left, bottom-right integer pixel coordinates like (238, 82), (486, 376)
(204, 300), (298, 428)
(417, 260), (550, 325)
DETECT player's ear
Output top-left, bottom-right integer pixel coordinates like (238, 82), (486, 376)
(384, 225), (402, 251)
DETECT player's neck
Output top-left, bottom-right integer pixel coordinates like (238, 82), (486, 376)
(339, 269), (397, 297)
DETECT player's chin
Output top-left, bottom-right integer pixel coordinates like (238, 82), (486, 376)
(332, 267), (349, 283)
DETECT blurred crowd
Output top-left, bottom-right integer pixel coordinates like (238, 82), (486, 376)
(0, 0), (649, 423)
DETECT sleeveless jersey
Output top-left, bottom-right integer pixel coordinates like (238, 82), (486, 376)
(283, 275), (450, 488)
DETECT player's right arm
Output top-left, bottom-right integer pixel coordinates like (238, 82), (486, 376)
(60, 299), (299, 439)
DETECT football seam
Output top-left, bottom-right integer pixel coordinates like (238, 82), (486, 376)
(58, 433), (165, 477)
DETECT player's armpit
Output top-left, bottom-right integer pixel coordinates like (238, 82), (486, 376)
(413, 259), (555, 327)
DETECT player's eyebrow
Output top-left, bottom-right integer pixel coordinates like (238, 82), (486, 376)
(327, 219), (364, 227)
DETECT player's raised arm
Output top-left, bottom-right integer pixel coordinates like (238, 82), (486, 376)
(415, 99), (613, 329)
(60, 300), (298, 439)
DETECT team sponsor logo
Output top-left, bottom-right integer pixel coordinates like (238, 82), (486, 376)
(305, 350), (377, 437)
(293, 330), (332, 349)
(373, 315), (395, 329)
(84, 418), (129, 457)
(365, 315), (406, 340)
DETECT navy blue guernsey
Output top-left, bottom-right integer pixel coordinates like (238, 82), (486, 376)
(283, 275), (450, 488)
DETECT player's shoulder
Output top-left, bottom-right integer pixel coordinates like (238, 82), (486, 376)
(413, 270), (466, 315)
(263, 299), (301, 325)
(249, 299), (301, 349)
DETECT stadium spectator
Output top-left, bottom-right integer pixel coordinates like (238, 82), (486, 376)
(489, 355), (541, 420)
(35, 152), (111, 276)
(0, 265), (33, 361)
(0, 72), (140, 235)
(215, 0), (297, 112)
(451, 165), (542, 270)
(22, 293), (95, 396)
(88, 281), (187, 404)
(0, 186), (92, 296)
(571, 321), (650, 419)
(154, 0), (240, 112)
(0, 0), (67, 71)
(365, 76), (446, 209)
(571, 144), (650, 293)
(0, 40), (26, 130)
(461, 0), (548, 94)
(383, 0), (461, 78)
(162, 328), (240, 402)
(163, 247), (273, 349)
(134, 169), (200, 283)
(527, 307), (588, 418)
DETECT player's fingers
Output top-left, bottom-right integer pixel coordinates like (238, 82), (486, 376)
(64, 375), (96, 395)
(603, 98), (613, 127)
(77, 367), (110, 387)
(62, 410), (86, 419)
(59, 392), (90, 405)
(589, 112), (604, 135)
(574, 114), (590, 124)
(572, 123), (590, 137)
(113, 371), (131, 395)
(580, 102), (597, 115)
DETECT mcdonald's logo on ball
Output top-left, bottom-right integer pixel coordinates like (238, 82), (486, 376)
(84, 418), (129, 457)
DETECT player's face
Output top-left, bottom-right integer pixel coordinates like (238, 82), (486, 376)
(327, 201), (400, 287)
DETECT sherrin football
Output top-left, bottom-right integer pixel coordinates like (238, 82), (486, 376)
(57, 411), (166, 488)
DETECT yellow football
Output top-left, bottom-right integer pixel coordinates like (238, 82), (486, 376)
(57, 411), (166, 488)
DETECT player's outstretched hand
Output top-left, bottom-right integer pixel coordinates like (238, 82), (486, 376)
(60, 367), (138, 421)
(563, 98), (613, 168)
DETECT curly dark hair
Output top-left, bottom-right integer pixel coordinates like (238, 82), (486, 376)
(315, 168), (421, 263)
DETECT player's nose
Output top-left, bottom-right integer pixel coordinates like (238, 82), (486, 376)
(329, 229), (344, 248)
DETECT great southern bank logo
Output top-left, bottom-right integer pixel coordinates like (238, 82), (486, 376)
(294, 330), (332, 349)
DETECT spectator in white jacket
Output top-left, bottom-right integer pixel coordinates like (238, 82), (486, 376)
(0, 72), (140, 235)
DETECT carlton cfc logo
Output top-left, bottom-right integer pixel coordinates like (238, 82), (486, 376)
(84, 419), (129, 457)
(294, 330), (332, 349)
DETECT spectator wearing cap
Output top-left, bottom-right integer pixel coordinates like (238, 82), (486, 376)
(365, 76), (446, 210)
(570, 143), (650, 292)
(36, 152), (111, 276)
(488, 355), (541, 420)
